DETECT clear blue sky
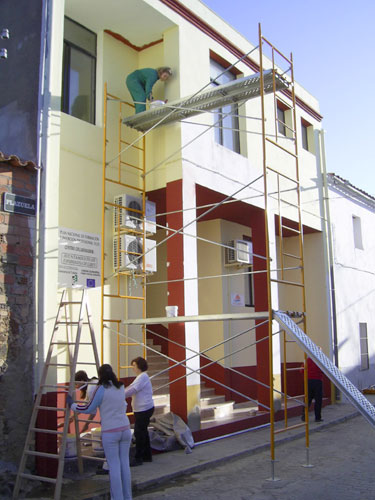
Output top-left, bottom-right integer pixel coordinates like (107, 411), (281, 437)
(202, 0), (375, 196)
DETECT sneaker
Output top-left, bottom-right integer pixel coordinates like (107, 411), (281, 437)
(315, 418), (324, 422)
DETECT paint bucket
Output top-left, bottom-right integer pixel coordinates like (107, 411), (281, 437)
(150, 100), (165, 109)
(165, 305), (178, 317)
(65, 434), (77, 459)
(91, 427), (104, 456)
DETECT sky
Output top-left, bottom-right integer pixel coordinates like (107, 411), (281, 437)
(202, 0), (375, 196)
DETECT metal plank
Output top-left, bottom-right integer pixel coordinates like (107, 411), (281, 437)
(274, 310), (375, 428)
(123, 69), (288, 132)
(121, 311), (269, 326)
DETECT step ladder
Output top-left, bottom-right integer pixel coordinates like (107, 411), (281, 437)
(13, 289), (101, 500)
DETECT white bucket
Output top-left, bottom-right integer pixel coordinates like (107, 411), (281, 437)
(150, 100), (165, 109)
(91, 427), (104, 456)
(165, 305), (178, 317)
(65, 434), (77, 459)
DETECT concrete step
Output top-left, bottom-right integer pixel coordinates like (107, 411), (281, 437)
(200, 386), (216, 397)
(147, 343), (162, 353)
(200, 401), (235, 419)
(200, 395), (226, 407)
(154, 404), (170, 416)
(153, 393), (170, 406)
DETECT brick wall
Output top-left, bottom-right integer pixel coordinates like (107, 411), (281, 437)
(0, 160), (37, 465)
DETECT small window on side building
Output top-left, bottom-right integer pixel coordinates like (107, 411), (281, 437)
(301, 118), (314, 153)
(61, 17), (97, 124)
(359, 323), (369, 370)
(352, 215), (364, 249)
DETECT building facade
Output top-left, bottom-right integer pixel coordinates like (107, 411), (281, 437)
(325, 173), (375, 390)
(0, 0), (335, 470)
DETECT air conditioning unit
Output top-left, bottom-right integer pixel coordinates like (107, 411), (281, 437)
(225, 239), (253, 265)
(113, 235), (157, 273)
(113, 194), (156, 233)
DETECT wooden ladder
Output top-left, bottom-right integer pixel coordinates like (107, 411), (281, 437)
(13, 289), (101, 500)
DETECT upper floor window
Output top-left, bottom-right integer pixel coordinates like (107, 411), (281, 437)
(61, 17), (96, 124)
(352, 215), (364, 249)
(210, 59), (240, 153)
(277, 104), (286, 136)
(301, 118), (314, 153)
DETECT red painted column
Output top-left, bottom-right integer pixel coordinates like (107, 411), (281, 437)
(166, 180), (187, 418)
(251, 210), (270, 410)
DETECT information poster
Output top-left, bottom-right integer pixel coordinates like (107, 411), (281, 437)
(231, 293), (245, 307)
(58, 227), (101, 288)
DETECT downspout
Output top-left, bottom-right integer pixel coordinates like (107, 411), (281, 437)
(319, 130), (339, 400)
(35, 0), (50, 391)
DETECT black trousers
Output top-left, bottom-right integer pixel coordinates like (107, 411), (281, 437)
(134, 406), (154, 461)
(304, 379), (322, 420)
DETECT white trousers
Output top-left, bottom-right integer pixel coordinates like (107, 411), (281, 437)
(102, 429), (132, 500)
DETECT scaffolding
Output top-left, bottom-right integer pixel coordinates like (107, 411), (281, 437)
(98, 23), (314, 481)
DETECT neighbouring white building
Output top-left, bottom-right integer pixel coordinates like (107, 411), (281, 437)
(325, 173), (375, 390)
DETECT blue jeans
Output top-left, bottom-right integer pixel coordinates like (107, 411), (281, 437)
(102, 429), (132, 500)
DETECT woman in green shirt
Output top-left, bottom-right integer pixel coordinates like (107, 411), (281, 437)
(126, 67), (172, 114)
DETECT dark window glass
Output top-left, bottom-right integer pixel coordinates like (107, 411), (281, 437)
(277, 106), (286, 135)
(210, 60), (240, 153)
(62, 17), (96, 124)
(301, 122), (309, 150)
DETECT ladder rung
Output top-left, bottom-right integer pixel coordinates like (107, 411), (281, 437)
(275, 422), (305, 434)
(37, 406), (68, 411)
(51, 342), (92, 345)
(281, 225), (300, 234)
(61, 301), (82, 305)
(119, 342), (140, 346)
(48, 363), (71, 367)
(20, 472), (57, 484)
(31, 428), (64, 435)
(58, 321), (89, 325)
(80, 455), (106, 462)
(266, 137), (298, 158)
(25, 450), (60, 459)
(76, 362), (97, 365)
(103, 293), (145, 300)
(77, 418), (100, 424)
(285, 367), (301, 371)
(270, 278), (304, 288)
(41, 384), (69, 391)
(282, 252), (302, 260)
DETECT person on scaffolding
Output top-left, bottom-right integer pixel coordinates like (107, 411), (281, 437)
(126, 67), (172, 114)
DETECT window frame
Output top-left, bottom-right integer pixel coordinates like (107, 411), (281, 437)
(210, 57), (241, 154)
(352, 215), (364, 250)
(359, 322), (369, 371)
(61, 17), (97, 124)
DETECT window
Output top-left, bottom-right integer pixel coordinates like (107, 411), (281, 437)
(301, 118), (314, 152)
(243, 236), (254, 307)
(61, 17), (96, 124)
(352, 215), (364, 249)
(359, 323), (369, 370)
(210, 59), (240, 153)
(277, 105), (286, 136)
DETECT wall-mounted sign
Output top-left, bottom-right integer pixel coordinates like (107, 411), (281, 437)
(231, 293), (245, 307)
(58, 227), (101, 289)
(3, 193), (36, 216)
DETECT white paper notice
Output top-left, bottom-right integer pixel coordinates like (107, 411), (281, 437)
(58, 227), (101, 288)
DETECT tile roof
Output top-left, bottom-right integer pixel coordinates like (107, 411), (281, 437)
(0, 151), (39, 170)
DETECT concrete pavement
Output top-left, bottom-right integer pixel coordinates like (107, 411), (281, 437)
(21, 399), (364, 499)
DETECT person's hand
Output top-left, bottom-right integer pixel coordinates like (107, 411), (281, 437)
(66, 394), (74, 408)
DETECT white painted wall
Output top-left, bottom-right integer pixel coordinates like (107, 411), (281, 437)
(328, 182), (375, 389)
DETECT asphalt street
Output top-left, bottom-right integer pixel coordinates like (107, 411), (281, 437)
(134, 415), (375, 500)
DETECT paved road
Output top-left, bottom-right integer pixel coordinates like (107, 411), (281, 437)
(134, 416), (375, 500)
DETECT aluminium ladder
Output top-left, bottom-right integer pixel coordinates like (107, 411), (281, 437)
(13, 289), (100, 500)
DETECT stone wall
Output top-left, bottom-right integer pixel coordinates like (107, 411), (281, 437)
(0, 160), (37, 466)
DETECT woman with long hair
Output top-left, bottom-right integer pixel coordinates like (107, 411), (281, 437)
(69, 364), (132, 500)
(125, 357), (154, 466)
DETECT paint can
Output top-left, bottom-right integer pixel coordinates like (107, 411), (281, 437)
(165, 305), (178, 317)
(65, 434), (77, 459)
(91, 427), (104, 455)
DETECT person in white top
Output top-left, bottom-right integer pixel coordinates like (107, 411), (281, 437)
(74, 370), (98, 433)
(125, 357), (154, 466)
(68, 364), (132, 500)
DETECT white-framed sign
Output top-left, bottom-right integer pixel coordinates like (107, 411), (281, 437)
(231, 293), (245, 307)
(58, 227), (101, 288)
